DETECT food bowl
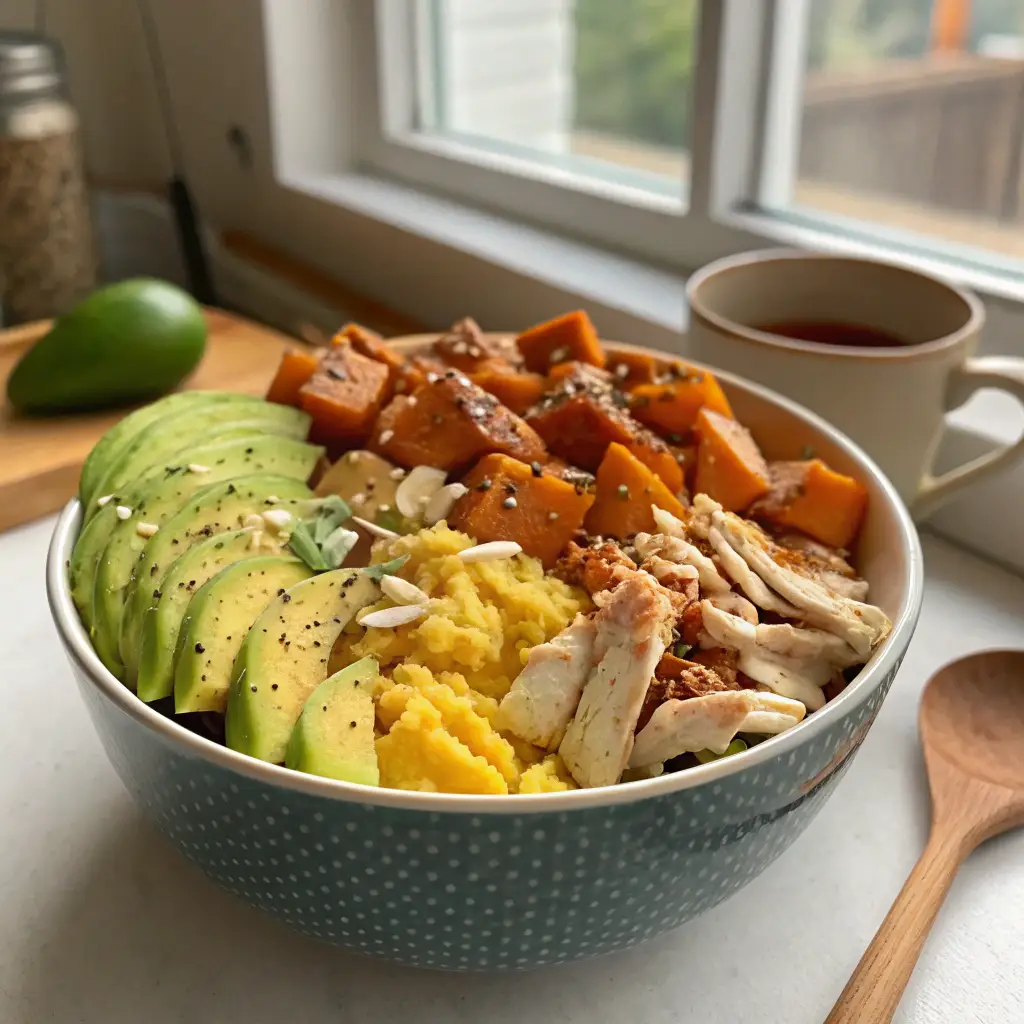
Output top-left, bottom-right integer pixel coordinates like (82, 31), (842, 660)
(46, 339), (922, 970)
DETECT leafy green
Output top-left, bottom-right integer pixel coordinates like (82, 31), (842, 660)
(695, 738), (748, 764)
(288, 495), (353, 572)
(365, 556), (409, 581)
(673, 642), (692, 659)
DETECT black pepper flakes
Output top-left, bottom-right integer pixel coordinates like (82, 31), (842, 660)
(194, 642), (205, 653)
(282, 594), (292, 602)
(504, 483), (517, 495)
(349, 720), (357, 728)
(271, 683), (278, 691)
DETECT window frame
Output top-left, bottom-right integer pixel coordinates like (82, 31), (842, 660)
(359, 0), (1024, 320)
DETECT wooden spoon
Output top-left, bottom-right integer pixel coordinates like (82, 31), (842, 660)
(826, 650), (1024, 1022)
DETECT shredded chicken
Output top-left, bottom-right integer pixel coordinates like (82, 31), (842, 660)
(498, 614), (596, 750)
(634, 529), (731, 595)
(700, 600), (863, 710)
(559, 574), (674, 788)
(636, 649), (742, 731)
(711, 511), (891, 658)
(630, 690), (806, 768)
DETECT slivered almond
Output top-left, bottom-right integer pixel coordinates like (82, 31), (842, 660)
(395, 465), (447, 518)
(350, 515), (400, 541)
(457, 541), (522, 563)
(423, 482), (468, 525)
(381, 575), (430, 605)
(262, 509), (294, 531)
(358, 604), (427, 628)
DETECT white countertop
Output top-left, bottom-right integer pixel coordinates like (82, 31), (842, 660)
(1, 515), (1022, 1024)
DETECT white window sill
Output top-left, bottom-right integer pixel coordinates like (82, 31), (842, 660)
(278, 169), (1024, 572)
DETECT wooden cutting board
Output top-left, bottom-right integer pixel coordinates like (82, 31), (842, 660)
(0, 308), (307, 533)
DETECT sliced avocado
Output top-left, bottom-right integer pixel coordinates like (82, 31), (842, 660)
(116, 474), (314, 680)
(86, 398), (311, 517)
(285, 656), (380, 785)
(79, 391), (250, 509)
(137, 530), (292, 702)
(173, 555), (314, 714)
(73, 425), (268, 622)
(76, 433), (322, 634)
(114, 474), (314, 682)
(226, 568), (381, 763)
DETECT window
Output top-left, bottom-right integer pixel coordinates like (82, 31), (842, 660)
(759, 0), (1024, 276)
(417, 0), (697, 202)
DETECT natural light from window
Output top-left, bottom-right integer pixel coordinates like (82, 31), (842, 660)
(413, 0), (1024, 270)
(415, 0), (696, 201)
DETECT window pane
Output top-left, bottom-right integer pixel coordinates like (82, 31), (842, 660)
(769, 0), (1024, 266)
(418, 0), (697, 199)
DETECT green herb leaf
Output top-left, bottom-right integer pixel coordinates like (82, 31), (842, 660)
(287, 496), (354, 571)
(695, 738), (748, 764)
(288, 523), (328, 572)
(365, 555), (409, 581)
(673, 642), (692, 659)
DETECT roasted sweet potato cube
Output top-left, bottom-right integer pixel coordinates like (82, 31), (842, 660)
(584, 442), (688, 539)
(749, 459), (868, 549)
(528, 369), (682, 491)
(266, 348), (321, 407)
(631, 367), (733, 436)
(336, 322), (405, 394)
(516, 310), (606, 373)
(450, 454), (595, 567)
(693, 408), (770, 512)
(371, 371), (546, 471)
(434, 317), (523, 373)
(398, 353), (448, 395)
(469, 366), (546, 416)
(298, 344), (390, 445)
(624, 434), (684, 495)
(603, 347), (666, 388)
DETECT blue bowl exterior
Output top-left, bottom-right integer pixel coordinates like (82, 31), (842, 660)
(69, 648), (904, 970)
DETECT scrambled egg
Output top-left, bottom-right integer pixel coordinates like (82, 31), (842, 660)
(519, 754), (578, 794)
(344, 524), (589, 794)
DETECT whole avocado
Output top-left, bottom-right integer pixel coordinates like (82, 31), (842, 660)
(6, 278), (207, 413)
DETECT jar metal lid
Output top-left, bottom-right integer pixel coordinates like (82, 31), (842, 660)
(0, 32), (66, 104)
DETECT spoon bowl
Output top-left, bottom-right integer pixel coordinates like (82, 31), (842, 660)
(828, 649), (1024, 1022)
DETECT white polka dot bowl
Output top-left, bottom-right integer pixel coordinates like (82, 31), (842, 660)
(46, 359), (922, 971)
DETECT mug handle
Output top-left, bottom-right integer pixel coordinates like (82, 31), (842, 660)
(913, 356), (1024, 519)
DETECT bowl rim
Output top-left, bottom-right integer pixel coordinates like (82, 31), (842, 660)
(47, 352), (924, 815)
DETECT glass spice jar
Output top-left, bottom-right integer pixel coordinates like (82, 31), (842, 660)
(0, 32), (97, 325)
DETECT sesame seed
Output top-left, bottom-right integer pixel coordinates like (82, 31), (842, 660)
(617, 484), (630, 499)
(530, 461), (543, 477)
(549, 511), (560, 520)
(407, 396), (418, 406)
(136, 522), (159, 538)
(477, 479), (492, 491)
(115, 505), (132, 520)
(503, 496), (517, 509)
(96, 494), (114, 508)
(426, 372), (440, 384)
(266, 495), (280, 504)
(389, 467), (406, 480)
(550, 345), (570, 363)
(187, 463), (211, 474)
(350, 492), (367, 506)
(614, 363), (630, 379)
(378, 429), (394, 445)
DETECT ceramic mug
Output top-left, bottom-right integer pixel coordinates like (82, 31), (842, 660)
(685, 249), (1024, 517)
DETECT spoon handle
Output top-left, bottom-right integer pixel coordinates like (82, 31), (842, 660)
(824, 828), (965, 1024)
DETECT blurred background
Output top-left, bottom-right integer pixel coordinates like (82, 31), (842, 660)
(0, 0), (1022, 339)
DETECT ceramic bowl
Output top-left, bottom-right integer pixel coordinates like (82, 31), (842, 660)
(46, 341), (923, 970)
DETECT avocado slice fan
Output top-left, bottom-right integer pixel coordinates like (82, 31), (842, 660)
(135, 0), (216, 305)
